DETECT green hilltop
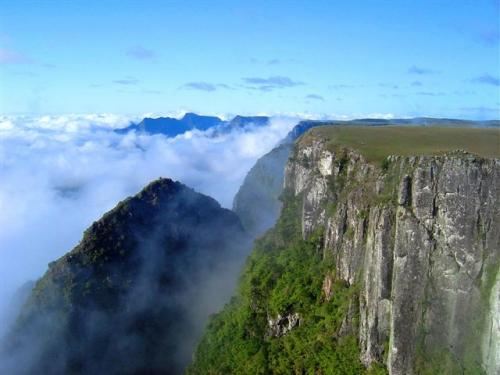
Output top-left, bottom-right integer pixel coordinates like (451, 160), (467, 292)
(300, 126), (500, 164)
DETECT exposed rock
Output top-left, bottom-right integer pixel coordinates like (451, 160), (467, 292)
(284, 136), (500, 374)
(397, 175), (411, 206)
(268, 313), (301, 337)
(483, 270), (500, 375)
(322, 274), (334, 301)
(232, 119), (342, 238)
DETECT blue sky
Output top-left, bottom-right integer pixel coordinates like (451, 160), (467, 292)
(0, 0), (499, 119)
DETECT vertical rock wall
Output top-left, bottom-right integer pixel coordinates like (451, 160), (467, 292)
(284, 137), (500, 374)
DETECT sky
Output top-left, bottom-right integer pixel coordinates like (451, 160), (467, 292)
(0, 0), (499, 119)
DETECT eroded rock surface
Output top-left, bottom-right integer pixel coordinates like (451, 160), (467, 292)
(284, 137), (500, 374)
(268, 313), (301, 337)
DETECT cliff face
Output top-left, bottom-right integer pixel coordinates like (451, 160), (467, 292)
(231, 119), (498, 239)
(285, 136), (499, 374)
(232, 120), (325, 237)
(2, 178), (249, 375)
(190, 129), (499, 375)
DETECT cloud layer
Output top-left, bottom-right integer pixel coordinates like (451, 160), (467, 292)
(407, 65), (440, 75)
(0, 114), (297, 336)
(305, 94), (324, 101)
(126, 45), (157, 60)
(243, 76), (304, 91)
(180, 82), (231, 91)
(113, 76), (139, 85)
(472, 73), (500, 86)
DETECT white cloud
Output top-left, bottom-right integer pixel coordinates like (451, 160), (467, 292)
(0, 114), (297, 334)
(0, 113), (138, 132)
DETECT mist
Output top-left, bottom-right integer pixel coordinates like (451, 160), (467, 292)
(0, 177), (252, 373)
(0, 113), (297, 340)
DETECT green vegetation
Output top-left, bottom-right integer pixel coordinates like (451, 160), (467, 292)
(414, 344), (486, 375)
(188, 192), (386, 374)
(189, 125), (498, 374)
(412, 260), (498, 375)
(9, 178), (250, 374)
(300, 126), (500, 164)
(326, 202), (338, 216)
(380, 157), (390, 172)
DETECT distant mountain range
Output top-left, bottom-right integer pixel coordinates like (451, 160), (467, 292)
(115, 113), (270, 137)
(115, 113), (499, 138)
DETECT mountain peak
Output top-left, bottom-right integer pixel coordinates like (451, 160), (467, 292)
(115, 113), (223, 136)
(5, 178), (249, 374)
(182, 112), (204, 120)
(229, 115), (269, 127)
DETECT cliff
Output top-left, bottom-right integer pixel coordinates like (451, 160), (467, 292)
(2, 178), (249, 375)
(286, 129), (499, 374)
(190, 126), (500, 374)
(232, 119), (499, 238)
(232, 120), (326, 236)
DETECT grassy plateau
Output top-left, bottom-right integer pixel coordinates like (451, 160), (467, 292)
(301, 126), (500, 164)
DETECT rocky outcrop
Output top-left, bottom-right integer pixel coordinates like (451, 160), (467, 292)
(284, 136), (500, 374)
(2, 178), (249, 375)
(232, 120), (346, 237)
(232, 119), (499, 240)
(231, 120), (326, 237)
(268, 313), (301, 337)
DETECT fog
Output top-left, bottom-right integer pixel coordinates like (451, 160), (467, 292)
(0, 177), (253, 373)
(0, 113), (297, 339)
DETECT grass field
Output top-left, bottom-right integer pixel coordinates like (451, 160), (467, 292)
(301, 126), (500, 164)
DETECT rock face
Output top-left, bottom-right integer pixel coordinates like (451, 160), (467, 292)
(284, 136), (500, 374)
(268, 313), (301, 337)
(232, 120), (326, 237)
(232, 119), (499, 239)
(2, 178), (249, 375)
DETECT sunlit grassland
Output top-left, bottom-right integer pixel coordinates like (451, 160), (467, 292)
(301, 126), (500, 164)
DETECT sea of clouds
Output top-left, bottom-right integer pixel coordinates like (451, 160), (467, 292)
(0, 113), (298, 335)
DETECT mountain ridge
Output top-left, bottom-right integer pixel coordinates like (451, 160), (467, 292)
(114, 113), (271, 137)
(2, 177), (250, 375)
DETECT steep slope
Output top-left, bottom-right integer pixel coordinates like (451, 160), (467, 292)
(213, 115), (270, 136)
(232, 119), (499, 237)
(231, 119), (394, 236)
(190, 127), (500, 374)
(232, 120), (322, 236)
(181, 112), (223, 130)
(233, 143), (291, 237)
(2, 178), (249, 375)
(226, 115), (269, 129)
